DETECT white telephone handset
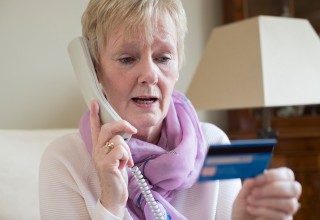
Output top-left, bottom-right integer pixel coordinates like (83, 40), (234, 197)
(67, 37), (131, 142)
(68, 37), (164, 220)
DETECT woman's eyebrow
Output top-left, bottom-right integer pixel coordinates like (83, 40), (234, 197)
(153, 37), (177, 52)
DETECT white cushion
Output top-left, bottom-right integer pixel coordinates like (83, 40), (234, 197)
(0, 129), (77, 220)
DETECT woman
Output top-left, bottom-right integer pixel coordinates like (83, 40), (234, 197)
(39, 0), (301, 219)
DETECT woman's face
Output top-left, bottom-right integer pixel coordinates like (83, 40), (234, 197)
(98, 17), (179, 143)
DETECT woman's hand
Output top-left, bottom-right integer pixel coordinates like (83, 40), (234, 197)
(90, 100), (137, 218)
(232, 167), (302, 220)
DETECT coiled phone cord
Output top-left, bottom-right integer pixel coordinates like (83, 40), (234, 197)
(130, 166), (165, 220)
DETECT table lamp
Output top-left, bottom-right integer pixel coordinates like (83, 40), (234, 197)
(187, 15), (320, 138)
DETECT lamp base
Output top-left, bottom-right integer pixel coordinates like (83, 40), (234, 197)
(257, 128), (279, 139)
(258, 108), (279, 139)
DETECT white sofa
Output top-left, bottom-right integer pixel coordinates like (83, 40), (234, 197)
(0, 129), (77, 220)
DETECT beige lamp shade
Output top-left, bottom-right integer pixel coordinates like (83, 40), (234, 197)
(187, 16), (320, 110)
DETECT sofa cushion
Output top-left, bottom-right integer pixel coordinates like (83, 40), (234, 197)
(0, 129), (77, 220)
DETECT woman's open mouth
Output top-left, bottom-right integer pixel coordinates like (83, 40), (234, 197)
(132, 97), (158, 104)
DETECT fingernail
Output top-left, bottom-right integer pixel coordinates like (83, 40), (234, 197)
(129, 157), (134, 167)
(127, 123), (137, 132)
(132, 127), (137, 133)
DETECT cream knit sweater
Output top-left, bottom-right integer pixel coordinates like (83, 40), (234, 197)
(39, 122), (241, 219)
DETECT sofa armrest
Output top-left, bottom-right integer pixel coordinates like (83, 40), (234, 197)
(0, 129), (77, 219)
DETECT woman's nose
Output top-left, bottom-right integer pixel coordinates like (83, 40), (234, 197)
(137, 58), (158, 85)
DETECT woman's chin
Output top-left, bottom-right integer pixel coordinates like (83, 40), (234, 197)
(134, 118), (160, 130)
(128, 112), (161, 127)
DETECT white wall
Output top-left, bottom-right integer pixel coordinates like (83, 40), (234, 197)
(0, 0), (226, 130)
(0, 0), (88, 129)
(179, 0), (227, 130)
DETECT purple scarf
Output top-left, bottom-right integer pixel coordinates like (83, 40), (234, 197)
(79, 90), (207, 219)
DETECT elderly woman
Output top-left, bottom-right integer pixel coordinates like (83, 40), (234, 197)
(39, 0), (301, 219)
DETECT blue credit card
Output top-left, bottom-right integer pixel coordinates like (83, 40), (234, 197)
(198, 139), (276, 182)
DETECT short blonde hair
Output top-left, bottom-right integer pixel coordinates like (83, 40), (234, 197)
(81, 0), (187, 70)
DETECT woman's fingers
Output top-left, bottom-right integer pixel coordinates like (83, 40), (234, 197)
(106, 135), (134, 168)
(251, 180), (302, 199)
(247, 204), (294, 220)
(233, 167), (301, 220)
(88, 100), (137, 215)
(247, 196), (301, 215)
(254, 167), (295, 186)
(90, 100), (101, 147)
(246, 167), (302, 218)
(89, 99), (136, 172)
(89, 99), (137, 154)
(96, 120), (137, 147)
(252, 168), (302, 201)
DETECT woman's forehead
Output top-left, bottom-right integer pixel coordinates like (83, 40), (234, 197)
(107, 17), (177, 48)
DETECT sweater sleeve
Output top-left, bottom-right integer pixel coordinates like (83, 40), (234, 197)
(200, 122), (242, 220)
(96, 201), (133, 220)
(39, 133), (132, 220)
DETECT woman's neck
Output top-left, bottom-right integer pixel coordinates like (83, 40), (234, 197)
(132, 123), (162, 145)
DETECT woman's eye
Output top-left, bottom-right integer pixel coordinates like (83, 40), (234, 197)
(157, 56), (171, 63)
(119, 57), (135, 64)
